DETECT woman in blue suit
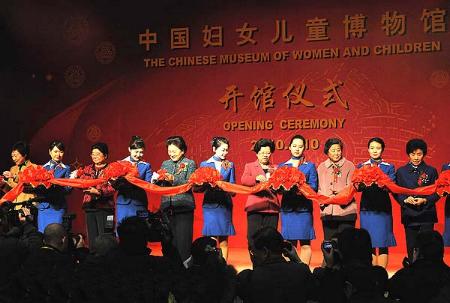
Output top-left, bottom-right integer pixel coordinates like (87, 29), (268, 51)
(357, 137), (396, 268)
(116, 136), (152, 224)
(38, 140), (71, 232)
(278, 135), (318, 265)
(199, 137), (236, 260)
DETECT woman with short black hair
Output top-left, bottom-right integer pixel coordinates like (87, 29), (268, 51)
(38, 140), (72, 232)
(395, 138), (439, 261)
(317, 138), (356, 243)
(278, 135), (318, 265)
(241, 138), (279, 249)
(357, 137), (396, 268)
(199, 136), (236, 260)
(158, 135), (196, 262)
(115, 136), (152, 224)
(73, 142), (115, 246)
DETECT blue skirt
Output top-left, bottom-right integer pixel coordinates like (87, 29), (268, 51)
(281, 211), (315, 240)
(443, 217), (450, 247)
(360, 211), (396, 248)
(38, 206), (65, 233)
(202, 205), (235, 236)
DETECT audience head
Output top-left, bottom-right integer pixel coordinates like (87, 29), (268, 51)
(191, 236), (220, 266)
(91, 234), (118, 257)
(337, 227), (373, 267)
(250, 226), (284, 266)
(117, 216), (149, 255)
(413, 230), (444, 262)
(43, 223), (67, 252)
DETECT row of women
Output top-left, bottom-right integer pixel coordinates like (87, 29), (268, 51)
(1, 135), (449, 267)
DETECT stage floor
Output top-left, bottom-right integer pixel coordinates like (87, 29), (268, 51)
(149, 244), (450, 276)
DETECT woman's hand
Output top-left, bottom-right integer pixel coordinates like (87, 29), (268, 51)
(83, 187), (101, 196)
(413, 197), (427, 205)
(404, 196), (416, 204)
(255, 175), (267, 182)
(164, 173), (174, 182)
(3, 171), (12, 179)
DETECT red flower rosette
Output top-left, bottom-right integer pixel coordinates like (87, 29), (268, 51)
(436, 170), (450, 197)
(102, 161), (138, 179)
(268, 166), (306, 191)
(19, 165), (54, 188)
(189, 166), (222, 186)
(351, 166), (391, 190)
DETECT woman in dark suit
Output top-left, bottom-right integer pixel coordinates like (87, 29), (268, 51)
(158, 136), (196, 262)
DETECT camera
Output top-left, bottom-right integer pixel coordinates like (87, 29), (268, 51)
(322, 240), (337, 253)
(0, 200), (37, 229)
(282, 240), (293, 251)
(62, 213), (85, 249)
(136, 210), (170, 242)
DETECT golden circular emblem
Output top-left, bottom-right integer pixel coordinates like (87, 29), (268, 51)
(86, 125), (102, 142)
(95, 41), (116, 64)
(64, 65), (85, 88)
(430, 70), (449, 89)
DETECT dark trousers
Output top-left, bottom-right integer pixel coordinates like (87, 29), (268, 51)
(85, 208), (114, 247)
(322, 219), (356, 241)
(247, 212), (279, 248)
(166, 210), (194, 262)
(405, 223), (434, 261)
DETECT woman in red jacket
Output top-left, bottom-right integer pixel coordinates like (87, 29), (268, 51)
(241, 138), (279, 248)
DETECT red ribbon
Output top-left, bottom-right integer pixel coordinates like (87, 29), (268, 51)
(2, 164), (449, 211)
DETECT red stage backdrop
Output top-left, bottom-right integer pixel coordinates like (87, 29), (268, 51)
(27, 0), (449, 254)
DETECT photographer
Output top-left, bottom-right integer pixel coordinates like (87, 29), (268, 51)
(0, 204), (42, 301)
(71, 215), (183, 303)
(172, 236), (238, 303)
(11, 223), (74, 303)
(389, 230), (450, 303)
(313, 227), (391, 303)
(237, 227), (317, 303)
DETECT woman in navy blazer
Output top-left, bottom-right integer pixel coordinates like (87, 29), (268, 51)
(115, 136), (152, 224)
(241, 138), (279, 249)
(199, 137), (236, 260)
(278, 135), (318, 265)
(395, 138), (439, 261)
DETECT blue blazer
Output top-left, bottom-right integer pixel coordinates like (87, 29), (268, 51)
(278, 160), (318, 212)
(39, 160), (71, 210)
(357, 159), (395, 213)
(200, 158), (236, 209)
(116, 156), (152, 206)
